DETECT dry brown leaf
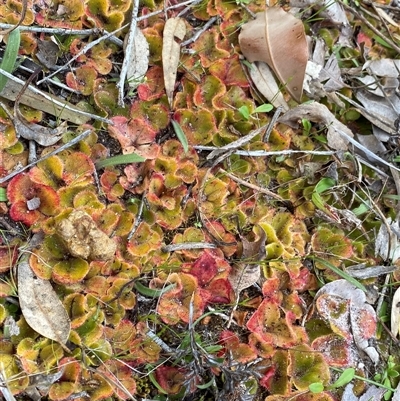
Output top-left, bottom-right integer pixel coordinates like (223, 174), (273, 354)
(55, 210), (116, 261)
(162, 17), (186, 107)
(391, 286), (400, 338)
(248, 61), (289, 111)
(0, 101), (67, 146)
(229, 225), (266, 295)
(278, 102), (353, 150)
(239, 7), (308, 103)
(124, 28), (149, 89)
(18, 255), (71, 346)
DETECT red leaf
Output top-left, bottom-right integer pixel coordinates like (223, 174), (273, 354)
(109, 116), (160, 159)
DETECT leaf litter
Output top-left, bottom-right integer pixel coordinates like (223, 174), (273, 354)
(0, 0), (400, 399)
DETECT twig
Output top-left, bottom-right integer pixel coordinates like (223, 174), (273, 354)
(117, 0), (140, 106)
(180, 17), (218, 47)
(206, 124), (269, 160)
(219, 168), (286, 202)
(338, 0), (400, 54)
(263, 106), (283, 142)
(194, 146), (336, 156)
(36, 24), (130, 86)
(0, 68), (112, 124)
(0, 129), (91, 184)
(18, 63), (83, 93)
(162, 242), (217, 252)
(127, 194), (146, 240)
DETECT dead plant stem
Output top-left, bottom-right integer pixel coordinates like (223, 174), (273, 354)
(219, 168), (285, 202)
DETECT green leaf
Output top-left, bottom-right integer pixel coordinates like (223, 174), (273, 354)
(315, 178), (336, 194)
(133, 281), (176, 298)
(171, 119), (189, 153)
(254, 104), (273, 113)
(330, 368), (355, 388)
(238, 105), (250, 120)
(95, 153), (146, 168)
(196, 377), (215, 390)
(0, 28), (20, 93)
(352, 202), (370, 216)
(204, 344), (223, 353)
(0, 187), (7, 202)
(309, 382), (324, 393)
(312, 192), (326, 211)
(302, 118), (312, 134)
(311, 257), (367, 292)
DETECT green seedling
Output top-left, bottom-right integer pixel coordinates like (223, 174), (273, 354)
(309, 368), (355, 394)
(238, 103), (273, 120)
(311, 177), (335, 213)
(374, 356), (400, 400)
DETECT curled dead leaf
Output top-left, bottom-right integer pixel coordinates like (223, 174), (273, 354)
(18, 255), (71, 346)
(0, 101), (67, 146)
(229, 225), (266, 295)
(55, 210), (117, 261)
(278, 102), (354, 150)
(239, 7), (308, 102)
(162, 17), (186, 107)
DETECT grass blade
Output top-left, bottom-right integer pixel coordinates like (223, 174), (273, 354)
(96, 153), (146, 168)
(0, 28), (20, 93)
(311, 256), (367, 292)
(171, 119), (189, 153)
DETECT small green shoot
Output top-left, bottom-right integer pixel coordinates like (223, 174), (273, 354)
(302, 118), (312, 135)
(328, 368), (355, 389)
(312, 177), (335, 213)
(0, 188), (7, 202)
(238, 103), (273, 121)
(309, 368), (355, 394)
(373, 356), (400, 400)
(95, 153), (146, 168)
(0, 28), (20, 93)
(171, 119), (189, 153)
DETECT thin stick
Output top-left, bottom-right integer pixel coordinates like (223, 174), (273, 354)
(127, 194), (146, 240)
(36, 25), (130, 86)
(0, 68), (112, 124)
(195, 147), (336, 156)
(162, 242), (217, 252)
(180, 17), (218, 47)
(117, 0), (140, 106)
(263, 106), (283, 142)
(206, 124), (269, 160)
(338, 0), (400, 54)
(219, 168), (285, 202)
(0, 130), (92, 184)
